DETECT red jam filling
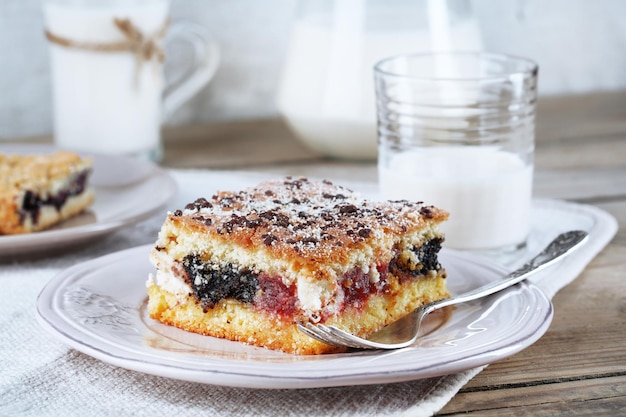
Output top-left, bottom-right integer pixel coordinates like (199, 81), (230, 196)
(339, 265), (390, 310)
(255, 274), (298, 318)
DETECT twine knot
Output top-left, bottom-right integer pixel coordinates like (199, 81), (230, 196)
(113, 18), (166, 64)
(45, 17), (170, 86)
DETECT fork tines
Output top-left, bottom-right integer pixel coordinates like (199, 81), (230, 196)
(298, 323), (373, 349)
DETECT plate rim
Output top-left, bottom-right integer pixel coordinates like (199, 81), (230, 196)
(36, 244), (554, 389)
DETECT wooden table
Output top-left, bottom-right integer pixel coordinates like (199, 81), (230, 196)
(159, 91), (626, 416)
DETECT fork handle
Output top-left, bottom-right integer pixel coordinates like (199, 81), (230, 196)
(427, 230), (588, 312)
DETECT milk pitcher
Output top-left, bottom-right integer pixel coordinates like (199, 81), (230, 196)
(276, 0), (482, 160)
(44, 0), (219, 161)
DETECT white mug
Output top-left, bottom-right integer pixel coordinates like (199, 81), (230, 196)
(43, 0), (219, 161)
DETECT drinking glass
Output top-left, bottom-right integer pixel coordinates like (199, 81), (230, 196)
(375, 52), (538, 251)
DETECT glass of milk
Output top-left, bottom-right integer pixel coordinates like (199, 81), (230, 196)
(43, 0), (220, 161)
(375, 52), (538, 251)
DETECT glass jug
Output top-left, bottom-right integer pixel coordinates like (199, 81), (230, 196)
(276, 0), (483, 160)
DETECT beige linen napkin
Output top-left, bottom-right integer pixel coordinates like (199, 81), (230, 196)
(0, 170), (617, 417)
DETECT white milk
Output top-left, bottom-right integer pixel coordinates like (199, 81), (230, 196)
(276, 17), (482, 159)
(44, 1), (169, 157)
(379, 147), (533, 250)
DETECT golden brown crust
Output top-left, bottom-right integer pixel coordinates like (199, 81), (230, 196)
(0, 151), (91, 192)
(0, 151), (94, 234)
(159, 177), (448, 279)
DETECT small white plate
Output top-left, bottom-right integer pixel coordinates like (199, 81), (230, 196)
(0, 144), (177, 256)
(36, 245), (553, 389)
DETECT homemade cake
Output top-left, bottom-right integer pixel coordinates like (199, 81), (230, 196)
(0, 151), (95, 234)
(147, 177), (450, 354)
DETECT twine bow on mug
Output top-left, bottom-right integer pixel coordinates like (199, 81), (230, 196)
(45, 17), (170, 85)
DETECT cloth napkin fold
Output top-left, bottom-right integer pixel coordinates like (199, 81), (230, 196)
(0, 170), (618, 417)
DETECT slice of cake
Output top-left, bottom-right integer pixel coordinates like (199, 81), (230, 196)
(147, 177), (449, 354)
(0, 151), (95, 234)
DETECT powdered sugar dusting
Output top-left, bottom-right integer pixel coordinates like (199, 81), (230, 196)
(171, 177), (446, 258)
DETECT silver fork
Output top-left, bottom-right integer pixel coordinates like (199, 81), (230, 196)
(298, 230), (588, 350)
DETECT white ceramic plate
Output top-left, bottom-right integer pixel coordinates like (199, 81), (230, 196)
(36, 245), (553, 389)
(0, 144), (177, 255)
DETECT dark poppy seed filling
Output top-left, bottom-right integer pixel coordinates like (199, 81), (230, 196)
(19, 170), (90, 224)
(182, 254), (299, 317)
(413, 237), (444, 273)
(181, 237), (443, 316)
(390, 237), (444, 280)
(182, 254), (258, 311)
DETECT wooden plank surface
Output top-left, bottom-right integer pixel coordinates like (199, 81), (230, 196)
(161, 119), (320, 169)
(440, 375), (626, 416)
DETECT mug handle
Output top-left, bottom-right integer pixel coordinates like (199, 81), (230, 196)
(162, 21), (220, 120)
